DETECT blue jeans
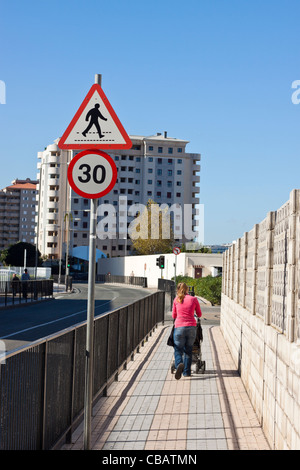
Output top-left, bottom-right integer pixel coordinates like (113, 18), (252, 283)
(173, 326), (196, 376)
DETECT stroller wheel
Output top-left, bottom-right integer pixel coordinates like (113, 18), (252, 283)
(196, 360), (206, 374)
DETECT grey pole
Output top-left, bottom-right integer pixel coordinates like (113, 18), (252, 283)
(83, 74), (101, 450)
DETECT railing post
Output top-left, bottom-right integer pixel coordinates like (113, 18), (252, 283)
(40, 341), (48, 450)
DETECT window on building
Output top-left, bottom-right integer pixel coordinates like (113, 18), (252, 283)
(168, 148), (173, 154)
(158, 147), (163, 153)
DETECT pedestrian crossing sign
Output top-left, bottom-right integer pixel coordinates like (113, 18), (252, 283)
(58, 83), (132, 150)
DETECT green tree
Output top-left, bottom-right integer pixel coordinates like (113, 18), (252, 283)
(175, 274), (222, 305)
(0, 242), (42, 267)
(129, 199), (174, 255)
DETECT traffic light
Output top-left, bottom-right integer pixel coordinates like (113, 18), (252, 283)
(156, 256), (165, 269)
(159, 255), (165, 269)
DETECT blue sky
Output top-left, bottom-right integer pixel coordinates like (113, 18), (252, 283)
(0, 0), (299, 245)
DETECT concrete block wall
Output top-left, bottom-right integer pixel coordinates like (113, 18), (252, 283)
(221, 189), (300, 450)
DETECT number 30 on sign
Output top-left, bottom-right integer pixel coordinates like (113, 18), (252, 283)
(67, 150), (117, 199)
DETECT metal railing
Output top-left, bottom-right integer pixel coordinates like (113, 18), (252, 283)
(52, 275), (73, 292)
(62, 274), (147, 288)
(97, 274), (147, 287)
(0, 290), (165, 450)
(0, 279), (53, 307)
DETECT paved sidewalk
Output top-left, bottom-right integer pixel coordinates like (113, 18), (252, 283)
(61, 323), (270, 451)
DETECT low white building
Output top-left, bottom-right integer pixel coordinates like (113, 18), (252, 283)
(97, 252), (222, 288)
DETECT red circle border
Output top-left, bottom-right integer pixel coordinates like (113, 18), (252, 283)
(67, 149), (118, 199)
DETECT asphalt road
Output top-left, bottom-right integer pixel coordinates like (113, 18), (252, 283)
(0, 283), (157, 354)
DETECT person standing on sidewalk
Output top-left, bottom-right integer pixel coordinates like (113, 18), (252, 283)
(21, 268), (30, 299)
(172, 282), (202, 379)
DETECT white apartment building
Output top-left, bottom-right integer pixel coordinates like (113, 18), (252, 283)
(36, 133), (201, 260)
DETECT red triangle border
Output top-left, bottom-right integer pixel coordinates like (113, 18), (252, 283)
(58, 84), (132, 150)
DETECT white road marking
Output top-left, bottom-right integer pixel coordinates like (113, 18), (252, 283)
(1, 293), (119, 339)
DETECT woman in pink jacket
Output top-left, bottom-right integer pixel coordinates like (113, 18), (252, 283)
(172, 282), (202, 379)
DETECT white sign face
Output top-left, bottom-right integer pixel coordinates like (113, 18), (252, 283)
(68, 150), (117, 199)
(58, 84), (132, 150)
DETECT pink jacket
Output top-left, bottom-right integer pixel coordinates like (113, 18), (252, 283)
(172, 294), (202, 327)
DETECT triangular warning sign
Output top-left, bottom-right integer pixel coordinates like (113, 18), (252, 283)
(58, 84), (132, 150)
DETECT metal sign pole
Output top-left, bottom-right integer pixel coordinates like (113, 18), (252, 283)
(83, 73), (101, 450)
(83, 197), (98, 450)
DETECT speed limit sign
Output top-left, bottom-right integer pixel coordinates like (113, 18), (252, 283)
(67, 149), (117, 199)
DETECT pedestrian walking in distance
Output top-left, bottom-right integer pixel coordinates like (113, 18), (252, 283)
(172, 282), (202, 379)
(21, 268), (30, 299)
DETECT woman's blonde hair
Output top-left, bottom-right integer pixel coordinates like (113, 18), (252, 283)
(176, 282), (189, 303)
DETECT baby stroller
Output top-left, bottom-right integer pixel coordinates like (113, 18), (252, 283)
(171, 318), (206, 375)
